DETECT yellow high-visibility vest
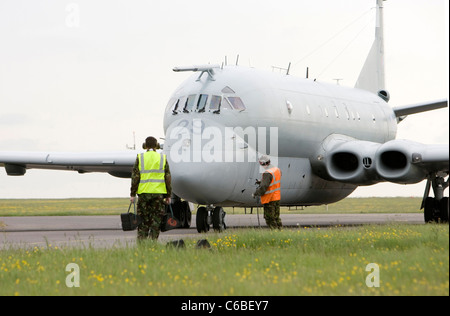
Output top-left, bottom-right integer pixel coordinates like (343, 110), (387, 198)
(137, 151), (167, 194)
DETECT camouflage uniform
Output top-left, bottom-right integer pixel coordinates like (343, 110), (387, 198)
(136, 194), (166, 240)
(253, 170), (283, 229)
(130, 155), (172, 241)
(263, 201), (282, 230)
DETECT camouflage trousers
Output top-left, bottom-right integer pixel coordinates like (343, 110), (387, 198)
(263, 200), (282, 229)
(137, 194), (166, 241)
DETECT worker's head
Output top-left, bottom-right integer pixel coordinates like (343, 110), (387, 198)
(259, 155), (271, 167)
(143, 136), (158, 150)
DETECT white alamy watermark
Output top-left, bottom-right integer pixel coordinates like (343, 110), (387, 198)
(365, 263), (380, 288)
(168, 119), (279, 168)
(65, 263), (80, 288)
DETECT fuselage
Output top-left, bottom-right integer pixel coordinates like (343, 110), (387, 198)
(163, 66), (397, 207)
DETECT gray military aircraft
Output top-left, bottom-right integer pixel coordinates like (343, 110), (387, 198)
(1, 0), (448, 232)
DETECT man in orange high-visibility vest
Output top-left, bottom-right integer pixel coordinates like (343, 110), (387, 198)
(253, 155), (283, 229)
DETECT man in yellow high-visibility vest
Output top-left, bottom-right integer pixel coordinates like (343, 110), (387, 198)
(130, 136), (171, 241)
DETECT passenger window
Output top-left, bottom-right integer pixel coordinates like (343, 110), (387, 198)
(345, 107), (350, 120)
(227, 97), (246, 111)
(183, 95), (197, 113)
(197, 94), (209, 112)
(334, 106), (339, 118)
(209, 95), (222, 112)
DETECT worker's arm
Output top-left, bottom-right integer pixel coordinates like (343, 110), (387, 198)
(253, 172), (273, 197)
(164, 161), (172, 199)
(130, 156), (140, 201)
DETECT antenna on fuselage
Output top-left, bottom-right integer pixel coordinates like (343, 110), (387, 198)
(236, 54), (240, 66)
(126, 131), (136, 150)
(286, 62), (291, 75)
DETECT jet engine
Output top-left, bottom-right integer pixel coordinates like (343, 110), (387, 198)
(375, 140), (429, 184)
(312, 137), (446, 186)
(324, 140), (381, 185)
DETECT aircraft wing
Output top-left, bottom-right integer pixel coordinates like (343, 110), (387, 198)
(0, 151), (139, 178)
(392, 99), (448, 117)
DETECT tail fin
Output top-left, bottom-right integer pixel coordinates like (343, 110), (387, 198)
(355, 0), (386, 93)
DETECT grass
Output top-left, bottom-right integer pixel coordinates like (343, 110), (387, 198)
(1, 224), (448, 296)
(0, 198), (129, 216)
(0, 197), (423, 216)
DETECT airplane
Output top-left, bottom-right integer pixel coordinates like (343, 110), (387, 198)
(0, 0), (448, 233)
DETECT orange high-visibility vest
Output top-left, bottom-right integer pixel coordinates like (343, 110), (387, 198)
(260, 167), (281, 204)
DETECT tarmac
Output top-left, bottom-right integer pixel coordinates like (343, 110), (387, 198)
(1, 213), (424, 249)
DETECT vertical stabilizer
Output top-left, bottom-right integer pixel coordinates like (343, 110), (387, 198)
(355, 0), (386, 93)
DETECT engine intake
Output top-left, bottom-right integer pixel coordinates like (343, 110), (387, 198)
(323, 141), (381, 185)
(375, 141), (428, 184)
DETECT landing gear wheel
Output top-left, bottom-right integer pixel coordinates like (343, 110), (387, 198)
(170, 199), (192, 228)
(179, 201), (192, 228)
(184, 202), (193, 228)
(212, 207), (226, 232)
(440, 197), (449, 223)
(424, 197), (449, 223)
(424, 197), (436, 223)
(196, 207), (209, 233)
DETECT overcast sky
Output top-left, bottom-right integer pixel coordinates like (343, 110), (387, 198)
(0, 0), (448, 199)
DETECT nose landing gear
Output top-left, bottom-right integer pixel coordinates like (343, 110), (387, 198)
(196, 206), (227, 233)
(170, 195), (193, 228)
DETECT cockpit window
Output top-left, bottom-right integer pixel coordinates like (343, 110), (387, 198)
(221, 98), (233, 110)
(227, 97), (246, 111)
(167, 98), (178, 112)
(221, 86), (235, 94)
(209, 95), (221, 111)
(197, 94), (208, 112)
(183, 95), (197, 112)
(172, 94), (246, 114)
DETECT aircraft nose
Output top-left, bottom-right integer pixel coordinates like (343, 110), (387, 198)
(164, 118), (238, 205)
(168, 160), (237, 205)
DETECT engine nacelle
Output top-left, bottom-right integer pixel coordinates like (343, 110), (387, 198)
(375, 140), (428, 184)
(311, 136), (382, 185)
(4, 164), (26, 176)
(312, 137), (443, 186)
(325, 141), (381, 185)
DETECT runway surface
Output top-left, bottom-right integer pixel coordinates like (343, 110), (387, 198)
(1, 213), (424, 249)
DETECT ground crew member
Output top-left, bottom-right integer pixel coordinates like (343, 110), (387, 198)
(130, 136), (171, 241)
(253, 155), (282, 229)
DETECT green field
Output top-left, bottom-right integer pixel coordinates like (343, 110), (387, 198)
(1, 224), (448, 296)
(0, 197), (423, 216)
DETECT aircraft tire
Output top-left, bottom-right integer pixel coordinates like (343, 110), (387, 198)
(196, 207), (209, 233)
(182, 201), (192, 228)
(212, 207), (225, 232)
(439, 197), (449, 223)
(424, 197), (436, 223)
